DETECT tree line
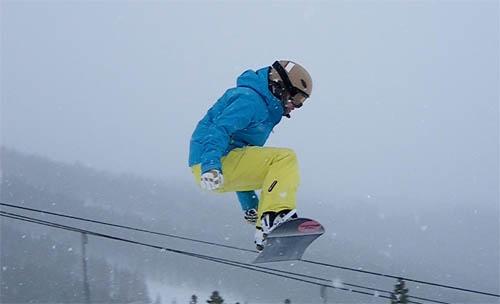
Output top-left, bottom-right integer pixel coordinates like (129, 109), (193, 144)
(0, 226), (151, 303)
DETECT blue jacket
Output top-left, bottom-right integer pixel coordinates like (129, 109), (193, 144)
(189, 67), (284, 210)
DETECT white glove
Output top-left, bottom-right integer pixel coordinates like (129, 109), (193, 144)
(200, 169), (224, 191)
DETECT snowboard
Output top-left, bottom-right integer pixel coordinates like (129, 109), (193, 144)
(253, 218), (325, 263)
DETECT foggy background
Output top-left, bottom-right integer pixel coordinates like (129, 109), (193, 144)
(1, 1), (499, 304)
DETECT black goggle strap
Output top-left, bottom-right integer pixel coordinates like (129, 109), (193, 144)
(272, 61), (310, 99)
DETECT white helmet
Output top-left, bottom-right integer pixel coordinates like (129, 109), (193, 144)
(268, 60), (312, 107)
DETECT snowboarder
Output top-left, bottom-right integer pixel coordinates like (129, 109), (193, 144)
(189, 60), (313, 251)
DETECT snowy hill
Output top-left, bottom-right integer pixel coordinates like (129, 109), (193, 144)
(1, 148), (498, 303)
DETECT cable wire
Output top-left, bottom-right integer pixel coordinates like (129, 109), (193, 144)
(1, 211), (428, 304)
(1, 202), (498, 298)
(0, 202), (253, 252)
(1, 209), (453, 304)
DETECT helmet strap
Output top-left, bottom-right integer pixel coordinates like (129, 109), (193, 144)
(268, 80), (292, 118)
(268, 80), (287, 101)
(272, 61), (310, 99)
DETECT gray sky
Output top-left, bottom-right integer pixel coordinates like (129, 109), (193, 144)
(2, 0), (498, 205)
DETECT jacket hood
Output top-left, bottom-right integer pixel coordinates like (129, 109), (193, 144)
(237, 68), (283, 106)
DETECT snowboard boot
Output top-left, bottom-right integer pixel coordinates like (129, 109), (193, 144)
(254, 227), (265, 252)
(244, 208), (258, 224)
(254, 209), (298, 251)
(261, 209), (298, 235)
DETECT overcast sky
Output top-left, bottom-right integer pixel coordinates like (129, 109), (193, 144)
(2, 0), (498, 206)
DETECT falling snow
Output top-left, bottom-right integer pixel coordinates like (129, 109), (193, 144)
(332, 278), (344, 288)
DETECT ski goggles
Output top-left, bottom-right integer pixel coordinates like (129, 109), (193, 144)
(288, 92), (308, 108)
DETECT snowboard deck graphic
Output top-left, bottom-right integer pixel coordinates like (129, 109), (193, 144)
(253, 218), (325, 263)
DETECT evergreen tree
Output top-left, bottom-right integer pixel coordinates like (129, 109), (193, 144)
(206, 291), (224, 304)
(391, 279), (409, 304)
(190, 294), (198, 304)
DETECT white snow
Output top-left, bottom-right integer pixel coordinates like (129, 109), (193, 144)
(420, 225), (429, 231)
(332, 278), (344, 288)
(379, 250), (392, 258)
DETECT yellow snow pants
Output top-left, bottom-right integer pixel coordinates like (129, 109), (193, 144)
(191, 146), (300, 228)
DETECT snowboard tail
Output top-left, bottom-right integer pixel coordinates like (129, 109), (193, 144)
(253, 218), (324, 263)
